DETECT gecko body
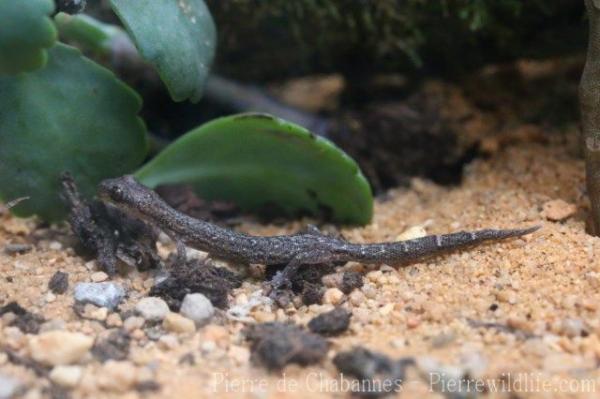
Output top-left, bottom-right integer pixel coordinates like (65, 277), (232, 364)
(98, 176), (538, 288)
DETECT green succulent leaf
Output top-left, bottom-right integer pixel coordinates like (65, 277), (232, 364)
(110, 0), (216, 103)
(135, 113), (373, 225)
(0, 0), (57, 74)
(0, 43), (148, 221)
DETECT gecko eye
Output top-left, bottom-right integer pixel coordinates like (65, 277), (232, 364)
(110, 186), (125, 202)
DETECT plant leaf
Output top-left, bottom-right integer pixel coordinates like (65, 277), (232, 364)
(0, 43), (148, 221)
(0, 0), (57, 74)
(109, 0), (216, 103)
(135, 113), (373, 225)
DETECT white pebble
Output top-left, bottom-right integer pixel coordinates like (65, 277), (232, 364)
(180, 293), (214, 325)
(135, 297), (170, 321)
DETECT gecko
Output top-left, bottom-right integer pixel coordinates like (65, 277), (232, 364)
(97, 175), (539, 290)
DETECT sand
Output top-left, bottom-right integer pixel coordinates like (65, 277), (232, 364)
(1, 137), (600, 399)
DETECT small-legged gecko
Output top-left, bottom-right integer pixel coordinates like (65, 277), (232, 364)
(98, 175), (539, 289)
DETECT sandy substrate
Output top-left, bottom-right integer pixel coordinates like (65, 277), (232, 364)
(1, 140), (600, 399)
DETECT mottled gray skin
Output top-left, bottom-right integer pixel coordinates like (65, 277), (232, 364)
(98, 176), (539, 288)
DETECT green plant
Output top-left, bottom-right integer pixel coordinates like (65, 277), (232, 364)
(0, 0), (373, 224)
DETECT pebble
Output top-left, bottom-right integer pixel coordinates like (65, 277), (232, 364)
(123, 316), (145, 332)
(106, 313), (123, 327)
(397, 225), (427, 241)
(323, 288), (344, 305)
(96, 360), (138, 392)
(135, 297), (169, 321)
(348, 290), (365, 306)
(179, 293), (214, 325)
(28, 331), (94, 365)
(541, 199), (577, 221)
(49, 365), (83, 388)
(4, 243), (32, 255)
(560, 318), (585, 338)
(90, 272), (109, 283)
(0, 374), (22, 399)
(163, 313), (195, 334)
(74, 282), (125, 310)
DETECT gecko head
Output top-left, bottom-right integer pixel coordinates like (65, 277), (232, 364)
(97, 175), (155, 213)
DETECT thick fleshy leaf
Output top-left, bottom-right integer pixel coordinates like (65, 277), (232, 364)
(110, 0), (216, 103)
(0, 0), (57, 74)
(0, 44), (148, 221)
(135, 113), (373, 225)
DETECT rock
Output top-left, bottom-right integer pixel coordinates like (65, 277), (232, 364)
(74, 282), (125, 310)
(49, 365), (83, 388)
(135, 297), (169, 321)
(397, 225), (427, 240)
(0, 374), (22, 399)
(48, 271), (69, 295)
(90, 272), (109, 283)
(179, 293), (214, 325)
(323, 288), (344, 305)
(96, 360), (138, 392)
(123, 316), (144, 332)
(4, 243), (32, 255)
(541, 199), (577, 222)
(163, 313), (196, 334)
(29, 331), (94, 365)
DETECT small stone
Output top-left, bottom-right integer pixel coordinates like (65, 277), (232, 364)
(4, 243), (32, 255)
(90, 272), (109, 283)
(179, 293), (214, 325)
(48, 271), (69, 295)
(397, 225), (427, 241)
(41, 295), (54, 307)
(106, 313), (122, 328)
(157, 335), (179, 350)
(135, 297), (169, 321)
(49, 365), (83, 388)
(348, 290), (365, 306)
(49, 241), (63, 251)
(29, 331), (94, 365)
(96, 360), (138, 392)
(74, 282), (125, 310)
(561, 318), (586, 338)
(0, 374), (22, 399)
(541, 199), (577, 221)
(253, 310), (275, 323)
(89, 307), (108, 322)
(123, 316), (145, 332)
(163, 313), (195, 334)
(323, 288), (344, 305)
(406, 316), (420, 329)
(228, 345), (250, 365)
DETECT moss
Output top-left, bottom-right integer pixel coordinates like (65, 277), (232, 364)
(207, 0), (585, 81)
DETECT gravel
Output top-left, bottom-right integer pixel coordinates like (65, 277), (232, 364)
(179, 293), (214, 325)
(73, 282), (125, 310)
(135, 297), (170, 321)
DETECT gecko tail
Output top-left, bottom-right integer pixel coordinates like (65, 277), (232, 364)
(348, 225), (540, 264)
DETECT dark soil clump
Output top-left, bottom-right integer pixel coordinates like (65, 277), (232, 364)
(340, 271), (364, 294)
(61, 174), (161, 275)
(92, 329), (131, 362)
(308, 307), (351, 336)
(333, 347), (415, 398)
(245, 322), (329, 371)
(48, 271), (69, 294)
(0, 301), (45, 334)
(149, 259), (242, 310)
